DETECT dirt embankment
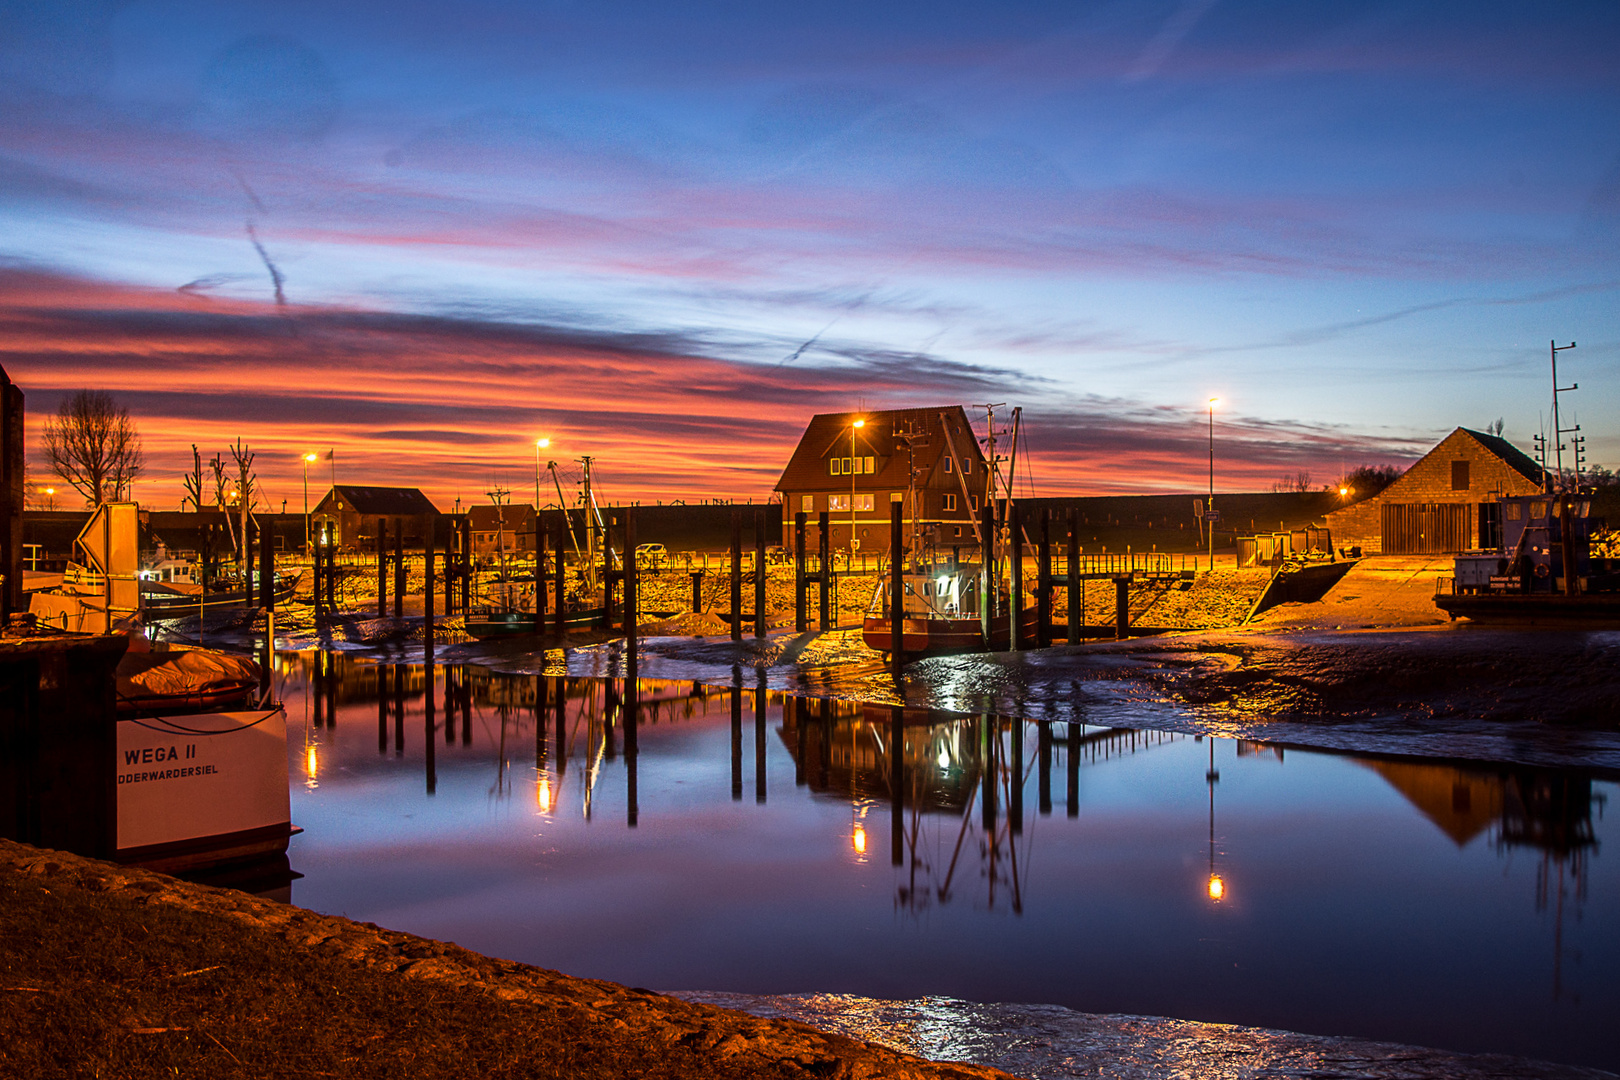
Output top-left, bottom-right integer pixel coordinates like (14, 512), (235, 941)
(0, 841), (1010, 1080)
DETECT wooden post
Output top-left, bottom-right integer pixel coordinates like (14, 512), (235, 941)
(441, 519), (453, 616)
(393, 524), (404, 619)
(754, 509), (766, 639)
(1114, 576), (1129, 639)
(424, 529), (435, 658)
(1010, 715), (1023, 834)
(794, 511), (807, 632)
(259, 515), (274, 611)
(890, 499), (904, 683)
(1009, 503), (1023, 652)
(690, 570), (703, 616)
(1037, 721), (1052, 816)
(730, 676), (743, 800)
(754, 669), (767, 803)
(424, 655), (436, 795)
(979, 502), (996, 642)
(1037, 508), (1051, 648)
(1067, 507), (1081, 643)
(377, 518), (388, 617)
(377, 664), (388, 755)
(1066, 717), (1080, 818)
(625, 507), (638, 652)
(459, 517), (471, 615)
(890, 705), (904, 866)
(554, 517), (566, 636)
(817, 510), (831, 631)
(729, 511), (742, 642)
(0, 370), (23, 619)
(534, 524), (547, 633)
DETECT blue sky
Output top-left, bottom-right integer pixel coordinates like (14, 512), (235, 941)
(3, 0), (1616, 503)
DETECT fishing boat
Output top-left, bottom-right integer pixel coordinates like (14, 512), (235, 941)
(860, 404), (1043, 659)
(140, 570), (301, 618)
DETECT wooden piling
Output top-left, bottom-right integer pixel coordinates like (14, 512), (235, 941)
(459, 517), (471, 616)
(554, 517), (566, 637)
(1037, 721), (1052, 816)
(259, 515), (274, 612)
(554, 675), (567, 775)
(393, 525), (404, 619)
(794, 511), (807, 632)
(754, 670), (767, 804)
(1037, 509), (1051, 648)
(690, 570), (703, 616)
(1114, 576), (1129, 640)
(754, 510), (767, 638)
(424, 657), (436, 796)
(377, 664), (388, 754)
(424, 530), (435, 658)
(625, 507), (638, 653)
(1066, 718), (1079, 818)
(534, 527), (547, 634)
(1066, 507), (1080, 644)
(730, 676), (743, 800)
(377, 518), (388, 617)
(981, 715), (997, 830)
(890, 499), (903, 684)
(890, 705), (904, 867)
(817, 510), (831, 631)
(729, 511), (742, 642)
(1009, 503), (1023, 652)
(393, 662), (405, 756)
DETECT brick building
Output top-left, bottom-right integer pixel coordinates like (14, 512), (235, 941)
(469, 503), (536, 556)
(1325, 428), (1544, 554)
(773, 406), (988, 554)
(311, 486), (440, 552)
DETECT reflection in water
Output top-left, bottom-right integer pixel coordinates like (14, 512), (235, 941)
(277, 652), (1616, 1072)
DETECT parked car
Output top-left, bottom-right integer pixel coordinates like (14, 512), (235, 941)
(634, 542), (668, 569)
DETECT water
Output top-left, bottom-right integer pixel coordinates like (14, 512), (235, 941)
(275, 652), (1617, 1075)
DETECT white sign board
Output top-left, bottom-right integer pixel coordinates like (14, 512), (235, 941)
(117, 711), (289, 851)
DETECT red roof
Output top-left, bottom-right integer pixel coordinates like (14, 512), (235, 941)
(773, 406), (986, 493)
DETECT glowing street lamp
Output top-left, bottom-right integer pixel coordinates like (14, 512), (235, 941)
(1206, 397), (1219, 572)
(302, 453), (319, 554)
(535, 438), (550, 511)
(850, 418), (866, 562)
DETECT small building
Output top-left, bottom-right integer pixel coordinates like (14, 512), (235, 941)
(469, 503), (536, 556)
(311, 486), (440, 552)
(1325, 428), (1544, 554)
(773, 406), (988, 555)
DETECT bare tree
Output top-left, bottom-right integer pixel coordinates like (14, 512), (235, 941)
(229, 439), (258, 580)
(182, 445), (206, 512)
(42, 390), (145, 505)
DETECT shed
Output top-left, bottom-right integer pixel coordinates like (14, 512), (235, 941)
(311, 486), (441, 552)
(1325, 428), (1544, 554)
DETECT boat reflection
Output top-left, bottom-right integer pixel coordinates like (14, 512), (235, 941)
(281, 652), (1605, 930)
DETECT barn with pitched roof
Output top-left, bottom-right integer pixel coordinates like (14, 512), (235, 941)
(1325, 428), (1544, 554)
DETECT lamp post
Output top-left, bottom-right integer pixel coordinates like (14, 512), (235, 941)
(302, 453), (318, 554)
(534, 438), (550, 510)
(1207, 397), (1219, 572)
(850, 418), (865, 568)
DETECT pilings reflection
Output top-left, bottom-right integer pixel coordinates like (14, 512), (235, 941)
(283, 651), (1607, 928)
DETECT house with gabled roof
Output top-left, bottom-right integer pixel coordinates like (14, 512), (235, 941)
(773, 406), (988, 555)
(1325, 427), (1545, 554)
(311, 485), (441, 552)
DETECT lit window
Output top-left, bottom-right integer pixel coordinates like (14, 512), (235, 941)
(856, 494), (874, 512)
(829, 495), (850, 512)
(830, 458), (843, 476)
(943, 493), (957, 511)
(801, 495), (814, 513)
(1505, 502), (1522, 521)
(864, 455), (875, 474)
(1531, 501), (1547, 520)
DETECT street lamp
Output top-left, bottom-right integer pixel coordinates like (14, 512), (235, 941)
(302, 453), (318, 554)
(535, 438), (550, 510)
(850, 418), (865, 566)
(1207, 397), (1219, 572)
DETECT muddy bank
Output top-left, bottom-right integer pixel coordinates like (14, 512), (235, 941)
(0, 840), (1007, 1080)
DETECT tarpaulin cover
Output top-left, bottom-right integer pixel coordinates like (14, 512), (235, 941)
(117, 648), (260, 702)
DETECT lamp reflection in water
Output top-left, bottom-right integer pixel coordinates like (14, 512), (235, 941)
(536, 772), (554, 815)
(305, 745), (318, 785)
(1205, 737), (1223, 903)
(852, 823), (867, 856)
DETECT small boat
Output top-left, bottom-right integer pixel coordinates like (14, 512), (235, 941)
(113, 639), (292, 875)
(862, 565), (1040, 658)
(463, 605), (606, 639)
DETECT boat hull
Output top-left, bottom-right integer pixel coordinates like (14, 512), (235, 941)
(862, 609), (1042, 658)
(1434, 593), (1620, 626)
(463, 608), (606, 639)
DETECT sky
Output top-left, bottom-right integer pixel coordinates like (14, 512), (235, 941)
(3, 0), (1617, 510)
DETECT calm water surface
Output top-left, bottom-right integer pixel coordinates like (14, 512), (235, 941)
(274, 652), (1616, 1072)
